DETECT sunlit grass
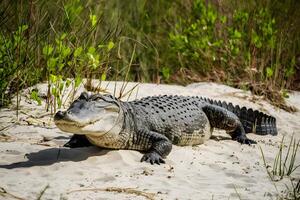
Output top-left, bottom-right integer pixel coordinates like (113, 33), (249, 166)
(260, 136), (299, 181)
(260, 136), (300, 199)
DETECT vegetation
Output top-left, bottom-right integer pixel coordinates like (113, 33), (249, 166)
(260, 136), (299, 182)
(260, 136), (300, 199)
(0, 0), (299, 110)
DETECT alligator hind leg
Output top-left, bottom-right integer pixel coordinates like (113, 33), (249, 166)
(64, 134), (93, 148)
(202, 104), (256, 144)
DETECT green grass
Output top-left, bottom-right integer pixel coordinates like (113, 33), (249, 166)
(260, 136), (299, 182)
(260, 136), (300, 199)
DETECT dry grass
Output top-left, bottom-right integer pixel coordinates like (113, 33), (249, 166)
(67, 187), (156, 200)
(246, 83), (297, 113)
(0, 187), (25, 200)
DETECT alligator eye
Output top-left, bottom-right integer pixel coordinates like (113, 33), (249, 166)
(90, 94), (103, 101)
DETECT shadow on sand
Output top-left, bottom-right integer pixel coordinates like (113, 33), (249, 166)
(0, 147), (110, 169)
(210, 135), (232, 141)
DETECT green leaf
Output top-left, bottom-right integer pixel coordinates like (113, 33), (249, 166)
(207, 9), (217, 23)
(60, 33), (67, 40)
(233, 30), (242, 39)
(89, 14), (97, 27)
(57, 98), (62, 109)
(162, 67), (170, 80)
(98, 44), (106, 48)
(66, 79), (71, 88)
(59, 82), (64, 91)
(74, 76), (82, 88)
(21, 25), (29, 32)
(64, 0), (83, 23)
(30, 90), (42, 106)
(268, 36), (276, 49)
(101, 73), (106, 81)
(51, 87), (57, 96)
(266, 67), (273, 78)
(233, 47), (240, 55)
(107, 41), (115, 51)
(42, 45), (53, 56)
(47, 58), (57, 70)
(49, 74), (57, 83)
(220, 16), (227, 24)
(61, 46), (71, 58)
(88, 47), (96, 55)
(87, 53), (99, 69)
(245, 51), (251, 61)
(58, 62), (65, 71)
(74, 46), (83, 57)
(285, 66), (295, 78)
(251, 31), (262, 48)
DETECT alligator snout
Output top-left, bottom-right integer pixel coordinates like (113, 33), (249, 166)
(54, 110), (65, 120)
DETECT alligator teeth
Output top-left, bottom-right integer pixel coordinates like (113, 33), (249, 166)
(55, 121), (85, 128)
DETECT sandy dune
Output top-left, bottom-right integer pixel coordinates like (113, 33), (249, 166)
(0, 81), (299, 200)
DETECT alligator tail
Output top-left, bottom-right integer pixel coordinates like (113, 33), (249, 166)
(200, 97), (277, 135)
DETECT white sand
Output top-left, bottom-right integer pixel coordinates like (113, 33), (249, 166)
(0, 81), (299, 200)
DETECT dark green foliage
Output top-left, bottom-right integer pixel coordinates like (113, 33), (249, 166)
(0, 0), (299, 107)
(169, 0), (298, 86)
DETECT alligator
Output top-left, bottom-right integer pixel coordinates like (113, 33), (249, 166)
(54, 92), (277, 164)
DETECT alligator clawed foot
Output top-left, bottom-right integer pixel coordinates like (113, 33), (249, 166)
(141, 151), (165, 165)
(63, 140), (80, 148)
(63, 135), (93, 148)
(63, 141), (72, 148)
(234, 136), (257, 145)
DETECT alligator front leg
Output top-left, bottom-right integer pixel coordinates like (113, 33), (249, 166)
(64, 134), (93, 148)
(134, 129), (172, 165)
(202, 104), (256, 144)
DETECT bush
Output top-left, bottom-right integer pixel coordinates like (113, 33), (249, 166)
(0, 0), (299, 108)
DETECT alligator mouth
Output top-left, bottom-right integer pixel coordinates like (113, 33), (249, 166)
(55, 120), (86, 128)
(55, 117), (103, 128)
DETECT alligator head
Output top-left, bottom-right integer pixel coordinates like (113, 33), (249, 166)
(54, 92), (123, 136)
